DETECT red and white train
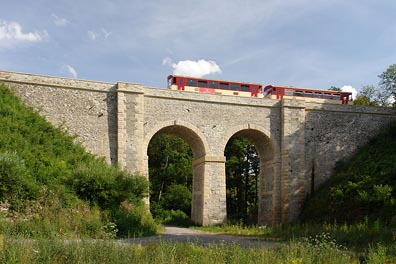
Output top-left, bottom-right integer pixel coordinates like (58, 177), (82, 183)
(167, 75), (353, 104)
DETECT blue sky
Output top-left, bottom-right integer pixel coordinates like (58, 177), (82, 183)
(1, 0), (396, 95)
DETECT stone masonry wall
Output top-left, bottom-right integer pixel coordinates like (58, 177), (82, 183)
(304, 102), (396, 197)
(1, 70), (395, 226)
(0, 71), (118, 164)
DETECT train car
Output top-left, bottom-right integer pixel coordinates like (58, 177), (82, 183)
(167, 75), (263, 98)
(263, 85), (353, 104)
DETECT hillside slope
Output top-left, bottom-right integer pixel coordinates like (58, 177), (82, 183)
(0, 83), (158, 238)
(302, 122), (396, 224)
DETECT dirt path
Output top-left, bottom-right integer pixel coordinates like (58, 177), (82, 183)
(118, 226), (281, 248)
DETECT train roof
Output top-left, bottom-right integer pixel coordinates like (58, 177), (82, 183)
(168, 75), (263, 86)
(264, 85), (352, 95)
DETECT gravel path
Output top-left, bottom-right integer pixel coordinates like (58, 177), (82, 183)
(118, 226), (281, 248)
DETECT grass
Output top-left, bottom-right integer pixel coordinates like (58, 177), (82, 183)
(194, 220), (396, 250)
(2, 223), (396, 263)
(192, 224), (273, 238)
(0, 235), (361, 264)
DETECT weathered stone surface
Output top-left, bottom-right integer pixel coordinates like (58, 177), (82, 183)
(1, 70), (395, 226)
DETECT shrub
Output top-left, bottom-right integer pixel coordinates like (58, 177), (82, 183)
(161, 184), (191, 215)
(64, 160), (149, 210)
(151, 203), (190, 227)
(0, 151), (39, 209)
(113, 201), (158, 237)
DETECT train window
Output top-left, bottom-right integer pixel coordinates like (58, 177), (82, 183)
(209, 81), (218, 88)
(241, 85), (250, 92)
(324, 93), (332, 99)
(179, 79), (183, 86)
(333, 93), (341, 99)
(305, 91), (313, 97)
(220, 83), (228, 89)
(230, 84), (239, 91)
(285, 89), (294, 96)
(198, 80), (207, 87)
(294, 90), (303, 96)
(315, 92), (322, 98)
(186, 79), (197, 86)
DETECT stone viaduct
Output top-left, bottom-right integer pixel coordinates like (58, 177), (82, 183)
(1, 70), (395, 226)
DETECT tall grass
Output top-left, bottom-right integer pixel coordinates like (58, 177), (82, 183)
(196, 220), (396, 250)
(0, 236), (360, 264)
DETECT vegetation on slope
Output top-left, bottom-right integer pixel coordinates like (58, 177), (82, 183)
(302, 122), (396, 224)
(0, 83), (158, 238)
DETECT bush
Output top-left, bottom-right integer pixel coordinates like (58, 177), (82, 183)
(161, 184), (191, 215)
(150, 184), (192, 226)
(64, 160), (149, 209)
(151, 203), (190, 227)
(0, 188), (114, 239)
(113, 201), (158, 237)
(0, 151), (39, 209)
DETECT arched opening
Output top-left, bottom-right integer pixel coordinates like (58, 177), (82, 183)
(148, 133), (193, 226)
(223, 128), (276, 226)
(225, 136), (259, 225)
(145, 124), (208, 226)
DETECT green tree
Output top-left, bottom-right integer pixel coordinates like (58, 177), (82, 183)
(353, 85), (381, 106)
(378, 64), (396, 107)
(148, 134), (193, 218)
(161, 184), (192, 215)
(329, 86), (341, 91)
(225, 136), (259, 225)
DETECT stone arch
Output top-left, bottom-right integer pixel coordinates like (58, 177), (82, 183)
(143, 120), (214, 225)
(143, 120), (209, 160)
(220, 124), (278, 161)
(221, 124), (280, 226)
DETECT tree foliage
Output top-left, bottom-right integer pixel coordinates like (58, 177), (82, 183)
(148, 134), (193, 206)
(354, 64), (396, 107)
(329, 86), (341, 91)
(225, 136), (259, 225)
(379, 64), (396, 106)
(148, 134), (193, 223)
(353, 85), (382, 107)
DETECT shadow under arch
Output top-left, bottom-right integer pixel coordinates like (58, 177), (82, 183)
(221, 124), (280, 226)
(144, 120), (211, 225)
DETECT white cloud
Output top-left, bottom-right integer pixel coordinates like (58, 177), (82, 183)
(162, 57), (172, 66)
(88, 28), (112, 40)
(164, 58), (222, 78)
(88, 30), (97, 40)
(0, 19), (45, 48)
(64, 65), (78, 78)
(101, 28), (112, 39)
(51, 14), (70, 26)
(341, 85), (358, 100)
